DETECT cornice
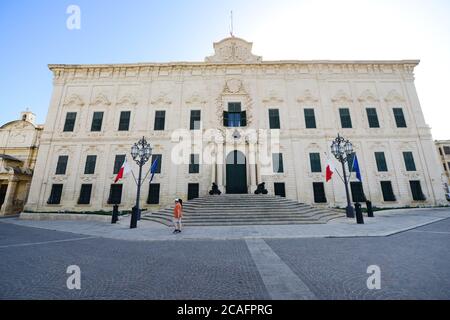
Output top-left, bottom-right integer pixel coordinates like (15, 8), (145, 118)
(48, 60), (420, 70)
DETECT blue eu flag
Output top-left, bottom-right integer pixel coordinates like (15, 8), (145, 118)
(352, 154), (362, 182)
(149, 158), (159, 183)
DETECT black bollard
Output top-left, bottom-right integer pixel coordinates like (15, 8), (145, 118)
(111, 204), (119, 224)
(137, 208), (142, 221)
(355, 203), (364, 224)
(130, 207), (138, 229)
(366, 200), (374, 218)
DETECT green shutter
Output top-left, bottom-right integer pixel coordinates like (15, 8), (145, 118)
(223, 111), (229, 127)
(241, 111), (247, 127)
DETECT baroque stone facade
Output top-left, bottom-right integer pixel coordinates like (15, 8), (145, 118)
(0, 111), (43, 215)
(24, 37), (448, 213)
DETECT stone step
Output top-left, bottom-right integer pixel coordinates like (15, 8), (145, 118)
(147, 194), (343, 226)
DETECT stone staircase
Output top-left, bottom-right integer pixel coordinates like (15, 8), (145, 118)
(142, 194), (343, 226)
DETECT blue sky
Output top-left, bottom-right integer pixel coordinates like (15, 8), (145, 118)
(1, 0), (450, 139)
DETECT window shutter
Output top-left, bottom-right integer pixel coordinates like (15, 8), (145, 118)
(241, 111), (247, 126)
(223, 111), (229, 127)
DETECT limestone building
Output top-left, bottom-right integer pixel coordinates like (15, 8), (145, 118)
(435, 140), (450, 189)
(0, 111), (43, 215)
(24, 36), (447, 213)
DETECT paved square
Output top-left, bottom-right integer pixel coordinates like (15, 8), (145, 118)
(1, 210), (450, 300)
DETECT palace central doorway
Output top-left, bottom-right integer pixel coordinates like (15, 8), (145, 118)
(226, 150), (247, 194)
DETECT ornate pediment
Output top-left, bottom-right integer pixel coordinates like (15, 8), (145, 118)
(185, 93), (207, 105)
(358, 89), (379, 102)
(297, 89), (319, 104)
(116, 93), (138, 106)
(151, 92), (172, 106)
(90, 93), (111, 106)
(331, 90), (353, 103)
(384, 90), (405, 103)
(205, 37), (262, 63)
(63, 94), (85, 107)
(262, 90), (284, 104)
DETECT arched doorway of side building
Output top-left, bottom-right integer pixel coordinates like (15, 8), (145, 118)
(226, 150), (247, 194)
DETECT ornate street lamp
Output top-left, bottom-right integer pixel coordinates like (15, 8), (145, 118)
(130, 136), (152, 229)
(331, 134), (355, 218)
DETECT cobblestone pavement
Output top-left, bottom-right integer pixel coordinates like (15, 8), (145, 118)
(0, 218), (449, 300)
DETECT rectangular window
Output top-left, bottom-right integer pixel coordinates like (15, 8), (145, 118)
(84, 155), (97, 175)
(190, 110), (201, 130)
(410, 180), (426, 201)
(366, 108), (380, 128)
(444, 146), (450, 155)
(309, 153), (322, 173)
(304, 109), (317, 129)
(381, 181), (396, 202)
(154, 111), (166, 130)
(47, 184), (63, 205)
(224, 102), (246, 127)
(375, 152), (388, 172)
(313, 182), (327, 203)
(189, 154), (200, 174)
(108, 184), (123, 204)
(188, 183), (199, 201)
(347, 153), (356, 172)
(393, 108), (407, 128)
(147, 183), (160, 204)
(63, 112), (77, 132)
(350, 182), (366, 203)
(444, 163), (447, 172)
(113, 155), (126, 174)
(272, 153), (284, 173)
(151, 154), (162, 174)
(339, 108), (352, 129)
(274, 183), (286, 198)
(269, 109), (280, 129)
(78, 184), (92, 205)
(403, 152), (416, 171)
(118, 111), (131, 131)
(448, 162), (450, 171)
(55, 155), (68, 175)
(91, 112), (104, 132)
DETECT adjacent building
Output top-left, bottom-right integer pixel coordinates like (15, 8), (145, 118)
(435, 140), (450, 191)
(24, 36), (448, 213)
(0, 111), (43, 215)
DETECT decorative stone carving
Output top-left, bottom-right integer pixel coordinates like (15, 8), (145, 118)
(185, 92), (207, 105)
(116, 93), (138, 106)
(151, 92), (172, 106)
(216, 79), (254, 126)
(225, 79), (244, 94)
(63, 94), (85, 107)
(90, 93), (111, 106)
(331, 90), (353, 103)
(297, 89), (319, 104)
(205, 37), (262, 63)
(262, 90), (284, 104)
(358, 89), (379, 102)
(384, 90), (405, 103)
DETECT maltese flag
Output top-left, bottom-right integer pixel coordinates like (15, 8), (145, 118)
(326, 158), (335, 182)
(114, 158), (131, 183)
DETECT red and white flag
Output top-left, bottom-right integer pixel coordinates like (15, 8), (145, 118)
(114, 158), (131, 183)
(326, 157), (335, 182)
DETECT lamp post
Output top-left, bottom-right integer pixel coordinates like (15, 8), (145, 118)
(130, 136), (152, 229)
(331, 134), (355, 218)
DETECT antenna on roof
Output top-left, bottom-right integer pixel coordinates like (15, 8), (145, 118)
(230, 10), (234, 37)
